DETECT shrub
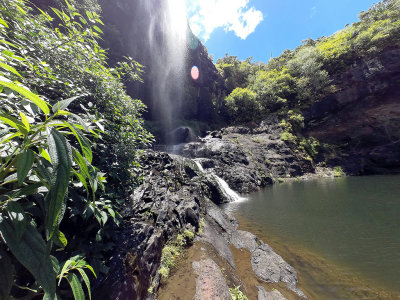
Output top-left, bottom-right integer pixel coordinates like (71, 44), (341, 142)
(333, 166), (345, 177)
(225, 87), (259, 123)
(249, 68), (295, 113)
(0, 0), (152, 298)
(230, 286), (248, 300)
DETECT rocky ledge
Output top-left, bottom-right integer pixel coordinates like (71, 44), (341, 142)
(96, 144), (309, 299)
(182, 115), (313, 194)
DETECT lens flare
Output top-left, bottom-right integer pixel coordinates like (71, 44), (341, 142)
(191, 65), (199, 80)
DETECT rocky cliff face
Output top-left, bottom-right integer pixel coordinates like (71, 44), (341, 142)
(182, 115), (314, 193)
(305, 47), (400, 174)
(99, 0), (223, 123)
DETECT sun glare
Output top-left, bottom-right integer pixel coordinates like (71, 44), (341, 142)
(191, 65), (200, 80)
(167, 0), (188, 41)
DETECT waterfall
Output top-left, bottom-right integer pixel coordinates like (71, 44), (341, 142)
(139, 0), (188, 142)
(193, 159), (246, 203)
(193, 159), (204, 172)
(214, 176), (246, 203)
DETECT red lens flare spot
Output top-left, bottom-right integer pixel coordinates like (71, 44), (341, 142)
(191, 66), (199, 80)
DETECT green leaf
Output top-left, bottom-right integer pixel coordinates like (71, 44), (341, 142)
(70, 113), (89, 132)
(0, 113), (27, 135)
(34, 158), (52, 186)
(64, 0), (74, 11)
(52, 229), (67, 248)
(73, 171), (88, 191)
(0, 247), (14, 300)
(84, 264), (96, 278)
(52, 96), (81, 113)
(67, 273), (85, 300)
(85, 11), (93, 20)
(63, 123), (92, 163)
(50, 256), (60, 274)
(93, 26), (103, 34)
(6, 201), (27, 242)
(0, 182), (43, 202)
(50, 8), (63, 20)
(0, 40), (17, 48)
(17, 149), (34, 185)
(0, 62), (22, 78)
(19, 112), (30, 131)
(37, 8), (53, 21)
(107, 207), (116, 220)
(2, 50), (14, 57)
(0, 219), (56, 297)
(0, 17), (9, 28)
(100, 210), (107, 225)
(77, 268), (91, 300)
(15, 4), (27, 15)
(0, 132), (23, 144)
(0, 79), (50, 115)
(40, 147), (52, 163)
(45, 129), (72, 240)
(72, 149), (90, 179)
(54, 110), (71, 116)
(58, 259), (74, 286)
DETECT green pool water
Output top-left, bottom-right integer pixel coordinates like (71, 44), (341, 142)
(223, 175), (400, 299)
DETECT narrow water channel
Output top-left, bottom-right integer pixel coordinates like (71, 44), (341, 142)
(223, 175), (400, 299)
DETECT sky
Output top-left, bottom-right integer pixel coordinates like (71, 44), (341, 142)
(185, 0), (379, 63)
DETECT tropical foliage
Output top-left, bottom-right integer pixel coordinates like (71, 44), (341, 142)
(218, 0), (400, 125)
(0, 0), (152, 299)
(217, 0), (400, 162)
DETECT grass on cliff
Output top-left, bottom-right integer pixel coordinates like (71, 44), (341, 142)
(158, 230), (195, 281)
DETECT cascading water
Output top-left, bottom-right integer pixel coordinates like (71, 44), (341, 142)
(140, 0), (189, 142)
(193, 159), (246, 203)
(214, 176), (246, 203)
(193, 159), (205, 172)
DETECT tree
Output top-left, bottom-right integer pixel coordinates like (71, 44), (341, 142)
(224, 88), (259, 123)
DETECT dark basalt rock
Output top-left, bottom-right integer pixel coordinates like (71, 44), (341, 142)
(182, 115), (313, 193)
(305, 47), (400, 174)
(97, 147), (307, 299)
(96, 151), (233, 300)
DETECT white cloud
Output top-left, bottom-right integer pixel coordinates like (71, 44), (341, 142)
(186, 0), (264, 41)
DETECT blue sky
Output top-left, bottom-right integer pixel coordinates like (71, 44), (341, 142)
(185, 0), (378, 63)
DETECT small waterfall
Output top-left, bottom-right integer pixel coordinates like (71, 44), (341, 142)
(193, 159), (204, 172)
(214, 176), (246, 203)
(193, 159), (246, 203)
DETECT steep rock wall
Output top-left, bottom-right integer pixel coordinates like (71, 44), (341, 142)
(305, 47), (400, 173)
(99, 0), (223, 123)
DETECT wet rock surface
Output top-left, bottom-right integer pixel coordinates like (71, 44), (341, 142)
(231, 230), (305, 297)
(96, 151), (220, 299)
(257, 286), (288, 300)
(206, 207), (306, 298)
(98, 149), (307, 299)
(192, 258), (232, 300)
(182, 115), (313, 193)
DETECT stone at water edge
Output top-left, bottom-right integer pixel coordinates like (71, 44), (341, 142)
(192, 258), (232, 300)
(257, 286), (287, 300)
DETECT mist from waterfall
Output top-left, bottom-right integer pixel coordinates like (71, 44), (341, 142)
(141, 0), (189, 142)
